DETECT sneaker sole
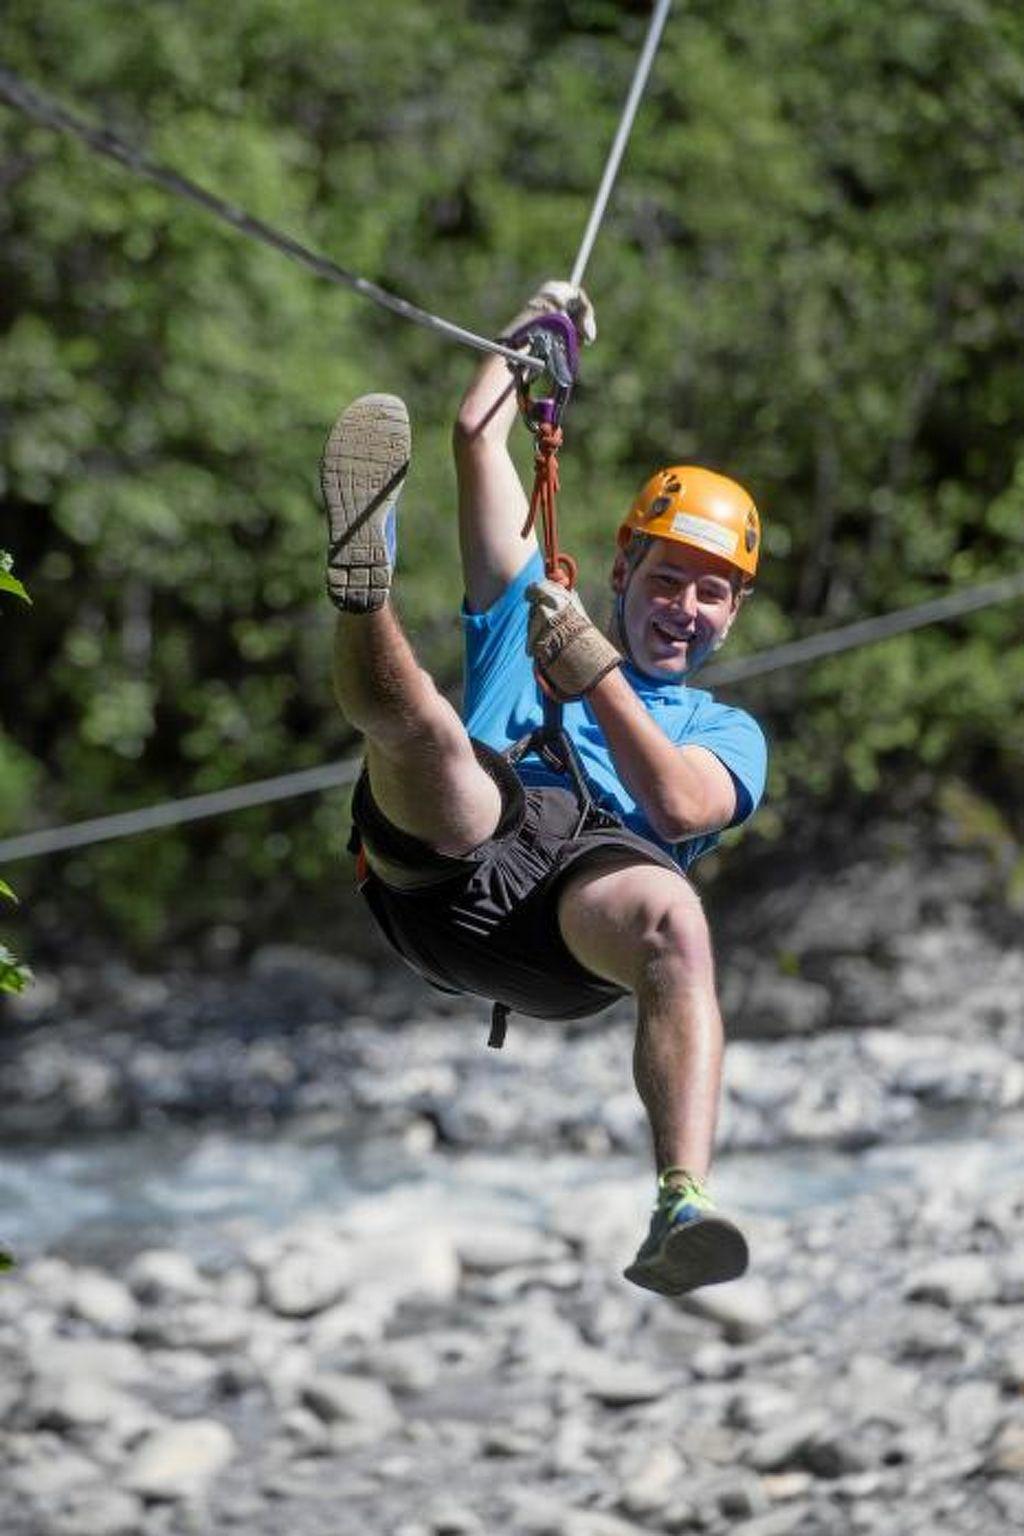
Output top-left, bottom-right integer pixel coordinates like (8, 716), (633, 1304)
(623, 1214), (749, 1298)
(321, 393), (410, 612)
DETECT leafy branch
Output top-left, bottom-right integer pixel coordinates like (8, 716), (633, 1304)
(1, 549), (32, 998)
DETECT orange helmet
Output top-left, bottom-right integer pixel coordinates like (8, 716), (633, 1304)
(618, 465), (761, 584)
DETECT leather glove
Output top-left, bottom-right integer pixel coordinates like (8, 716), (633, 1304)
(526, 578), (621, 702)
(500, 280), (597, 347)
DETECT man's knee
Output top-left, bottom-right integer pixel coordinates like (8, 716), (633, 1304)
(558, 862), (714, 992)
(633, 880), (713, 981)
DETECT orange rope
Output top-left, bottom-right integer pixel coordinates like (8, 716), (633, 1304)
(520, 422), (578, 589)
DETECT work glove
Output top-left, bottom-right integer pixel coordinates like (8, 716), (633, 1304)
(500, 279), (597, 347)
(526, 578), (621, 702)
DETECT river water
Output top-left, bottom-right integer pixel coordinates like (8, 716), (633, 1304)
(4, 1122), (1024, 1270)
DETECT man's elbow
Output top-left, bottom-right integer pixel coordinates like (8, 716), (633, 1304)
(648, 790), (733, 845)
(453, 406), (501, 456)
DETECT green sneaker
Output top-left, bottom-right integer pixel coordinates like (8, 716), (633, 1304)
(624, 1168), (749, 1297)
(321, 393), (410, 612)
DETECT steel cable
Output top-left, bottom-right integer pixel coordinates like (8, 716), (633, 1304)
(2, 570), (1021, 863)
(0, 65), (543, 374)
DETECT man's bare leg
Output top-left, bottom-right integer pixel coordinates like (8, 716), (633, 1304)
(557, 859), (747, 1294)
(332, 608), (500, 854)
(324, 393), (500, 855)
(556, 861), (722, 1175)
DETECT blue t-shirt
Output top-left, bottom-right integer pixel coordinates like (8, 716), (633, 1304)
(461, 550), (767, 871)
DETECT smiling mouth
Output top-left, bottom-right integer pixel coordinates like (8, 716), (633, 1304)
(651, 620), (693, 646)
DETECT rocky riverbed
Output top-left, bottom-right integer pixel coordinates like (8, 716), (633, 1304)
(1, 839), (1023, 1535)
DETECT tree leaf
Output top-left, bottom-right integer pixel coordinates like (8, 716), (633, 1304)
(0, 570), (31, 604)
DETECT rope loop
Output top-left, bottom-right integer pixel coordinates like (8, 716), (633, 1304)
(520, 422), (578, 589)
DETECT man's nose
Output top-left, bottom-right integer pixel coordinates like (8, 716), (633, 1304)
(672, 582), (699, 618)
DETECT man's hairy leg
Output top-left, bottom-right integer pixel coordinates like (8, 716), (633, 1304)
(333, 607), (501, 855)
(556, 861), (723, 1177)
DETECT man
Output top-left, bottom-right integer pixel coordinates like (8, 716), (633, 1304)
(324, 284), (767, 1296)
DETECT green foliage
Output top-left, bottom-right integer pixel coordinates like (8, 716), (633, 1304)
(2, 0), (1022, 947)
(0, 555), (31, 604)
(0, 549), (33, 992)
(0, 944), (32, 995)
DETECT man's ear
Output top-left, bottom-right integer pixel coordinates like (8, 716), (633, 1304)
(611, 549), (629, 594)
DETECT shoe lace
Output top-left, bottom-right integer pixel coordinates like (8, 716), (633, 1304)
(656, 1166), (711, 1210)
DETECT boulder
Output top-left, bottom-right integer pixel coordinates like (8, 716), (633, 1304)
(121, 1419), (235, 1502)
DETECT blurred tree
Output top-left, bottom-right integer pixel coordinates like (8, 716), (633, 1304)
(1, 0), (1022, 951)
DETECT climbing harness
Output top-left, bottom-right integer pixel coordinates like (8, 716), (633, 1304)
(483, 316), (594, 1051)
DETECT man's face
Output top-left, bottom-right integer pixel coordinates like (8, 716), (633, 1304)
(612, 537), (742, 680)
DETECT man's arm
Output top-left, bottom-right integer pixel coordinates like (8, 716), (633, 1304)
(453, 352), (535, 615)
(453, 282), (596, 614)
(586, 670), (739, 843)
(525, 578), (739, 842)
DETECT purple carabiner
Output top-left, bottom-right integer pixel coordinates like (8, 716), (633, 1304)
(504, 311), (580, 432)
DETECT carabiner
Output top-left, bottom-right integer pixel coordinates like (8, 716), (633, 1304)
(503, 311), (580, 433)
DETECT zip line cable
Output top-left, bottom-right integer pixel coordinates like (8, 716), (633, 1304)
(570, 0), (674, 289)
(703, 568), (1024, 687)
(1, 1), (675, 365)
(0, 66), (542, 375)
(2, 569), (1021, 865)
(0, 763), (360, 864)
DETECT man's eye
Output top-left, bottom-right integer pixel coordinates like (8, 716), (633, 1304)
(698, 584), (729, 603)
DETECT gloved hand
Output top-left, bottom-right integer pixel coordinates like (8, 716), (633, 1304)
(500, 280), (597, 347)
(526, 578), (621, 701)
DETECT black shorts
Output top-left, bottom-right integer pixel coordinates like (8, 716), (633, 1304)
(350, 741), (681, 1021)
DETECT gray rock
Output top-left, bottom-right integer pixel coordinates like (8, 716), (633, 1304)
(26, 1338), (147, 1387)
(557, 1506), (652, 1535)
(997, 1253), (1024, 1303)
(574, 1349), (669, 1407)
(986, 1422), (1024, 1476)
(137, 1300), (253, 1352)
(904, 1255), (998, 1308)
(727, 1510), (813, 1536)
(616, 1443), (685, 1516)
(52, 1488), (145, 1536)
(680, 1276), (778, 1341)
(259, 1242), (353, 1318)
(996, 1342), (1024, 1391)
(279, 1405), (330, 1452)
(737, 970), (833, 1038)
(896, 1307), (967, 1362)
(747, 1410), (833, 1473)
(66, 1270), (139, 1336)
(689, 1341), (744, 1380)
(23, 1375), (151, 1436)
(307, 1287), (396, 1350)
(20, 1255), (77, 1309)
(121, 1419), (236, 1502)
(8, 1443), (104, 1501)
(424, 1501), (484, 1536)
(344, 1227), (461, 1308)
(300, 1372), (399, 1436)
(828, 957), (900, 1029)
(248, 943), (374, 1004)
(943, 1380), (1002, 1445)
(727, 1383), (801, 1432)
(125, 1249), (207, 1304)
(366, 1339), (441, 1395)
(454, 1224), (567, 1274)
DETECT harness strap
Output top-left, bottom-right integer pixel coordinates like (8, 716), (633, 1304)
(488, 1001), (510, 1050)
